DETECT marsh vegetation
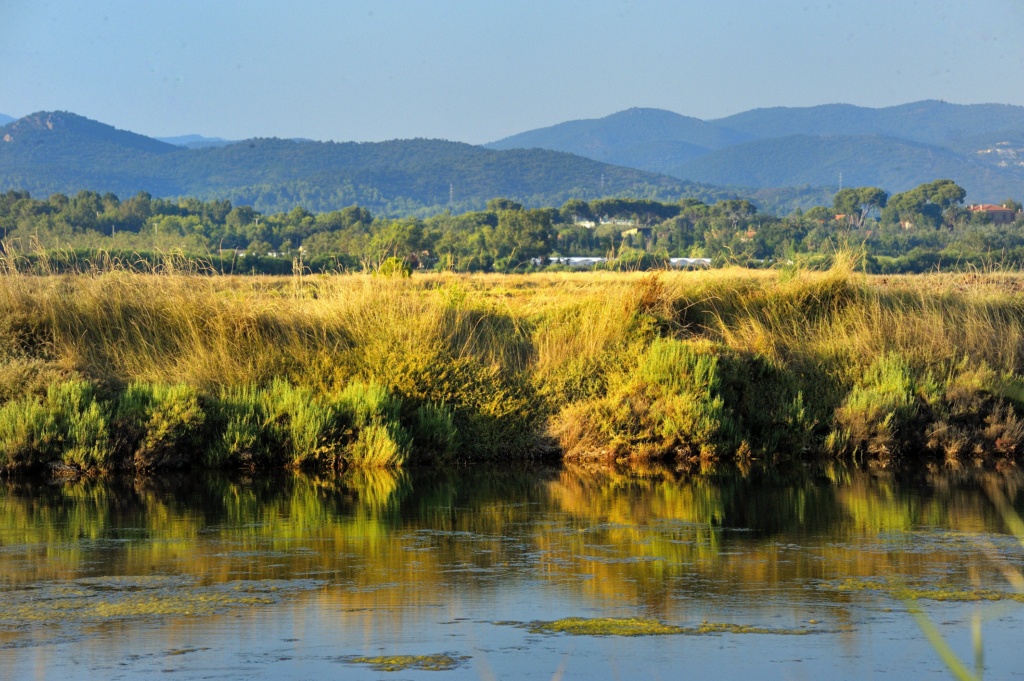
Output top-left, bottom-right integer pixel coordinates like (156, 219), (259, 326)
(4, 255), (1024, 474)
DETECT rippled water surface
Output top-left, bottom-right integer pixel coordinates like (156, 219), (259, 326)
(1, 467), (1023, 680)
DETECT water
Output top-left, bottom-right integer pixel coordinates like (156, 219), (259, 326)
(1, 466), (1023, 680)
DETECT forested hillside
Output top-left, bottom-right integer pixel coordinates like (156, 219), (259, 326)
(0, 112), (721, 215)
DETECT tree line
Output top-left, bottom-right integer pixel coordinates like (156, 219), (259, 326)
(1, 180), (1022, 274)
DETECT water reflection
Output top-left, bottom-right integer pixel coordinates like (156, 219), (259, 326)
(0, 466), (1022, 679)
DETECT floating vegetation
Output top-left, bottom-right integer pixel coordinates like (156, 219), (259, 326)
(0, 576), (324, 627)
(520, 617), (816, 637)
(830, 578), (1024, 602)
(340, 653), (470, 672)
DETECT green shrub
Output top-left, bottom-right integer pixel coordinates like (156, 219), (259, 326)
(410, 401), (459, 461)
(831, 353), (917, 463)
(208, 385), (269, 468)
(114, 382), (205, 469)
(0, 396), (55, 470)
(46, 381), (111, 470)
(376, 257), (413, 278)
(557, 338), (738, 463)
(262, 380), (342, 468)
(335, 382), (410, 467)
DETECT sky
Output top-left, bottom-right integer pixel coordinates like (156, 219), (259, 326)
(3, 0), (1024, 144)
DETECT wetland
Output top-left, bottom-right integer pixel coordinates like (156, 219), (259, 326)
(1, 466), (1022, 679)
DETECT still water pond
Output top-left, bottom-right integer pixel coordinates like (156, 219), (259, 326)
(1, 466), (1023, 680)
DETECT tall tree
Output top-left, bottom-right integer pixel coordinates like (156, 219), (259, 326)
(833, 187), (887, 227)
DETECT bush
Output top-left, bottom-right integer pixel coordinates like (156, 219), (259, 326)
(208, 385), (269, 469)
(45, 381), (111, 471)
(114, 383), (206, 469)
(0, 396), (55, 470)
(556, 338), (738, 464)
(262, 380), (343, 468)
(335, 382), (410, 467)
(376, 257), (413, 278)
(830, 353), (917, 464)
(410, 401), (459, 461)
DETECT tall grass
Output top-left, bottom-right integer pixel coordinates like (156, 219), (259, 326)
(4, 253), (1024, 472)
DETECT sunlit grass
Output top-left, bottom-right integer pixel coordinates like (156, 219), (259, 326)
(5, 252), (1024, 471)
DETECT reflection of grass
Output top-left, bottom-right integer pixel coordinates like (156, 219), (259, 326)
(341, 654), (470, 672)
(522, 617), (815, 636)
(889, 484), (1024, 681)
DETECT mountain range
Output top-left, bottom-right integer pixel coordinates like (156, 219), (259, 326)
(2, 101), (1023, 216)
(487, 102), (1024, 203)
(0, 112), (720, 215)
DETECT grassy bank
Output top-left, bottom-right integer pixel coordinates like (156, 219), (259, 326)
(3, 256), (1024, 473)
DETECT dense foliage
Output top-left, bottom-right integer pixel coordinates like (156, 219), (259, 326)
(1, 179), (1022, 274)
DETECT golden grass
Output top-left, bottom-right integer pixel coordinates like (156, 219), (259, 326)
(5, 258), (1024, 470)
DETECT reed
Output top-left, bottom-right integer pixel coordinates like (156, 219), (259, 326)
(3, 254), (1024, 472)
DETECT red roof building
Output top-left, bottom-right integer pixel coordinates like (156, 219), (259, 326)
(967, 204), (1020, 225)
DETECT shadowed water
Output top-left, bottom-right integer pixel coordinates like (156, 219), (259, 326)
(1, 466), (1023, 680)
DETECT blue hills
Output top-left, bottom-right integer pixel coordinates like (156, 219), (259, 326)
(488, 101), (1024, 203)
(0, 111), (730, 215)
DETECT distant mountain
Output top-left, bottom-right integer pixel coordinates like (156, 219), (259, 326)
(490, 101), (1024, 203)
(712, 101), (1024, 149)
(0, 111), (180, 198)
(0, 111), (720, 214)
(667, 134), (1024, 201)
(157, 134), (235, 149)
(486, 108), (753, 173)
(0, 114), (13, 126)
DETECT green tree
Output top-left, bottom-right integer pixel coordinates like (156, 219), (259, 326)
(560, 199), (594, 224)
(491, 208), (554, 270)
(833, 187), (888, 227)
(486, 198), (523, 212)
(882, 180), (966, 229)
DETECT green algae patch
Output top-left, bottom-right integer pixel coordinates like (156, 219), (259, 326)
(689, 621), (813, 635)
(0, 576), (324, 628)
(523, 617), (815, 637)
(530, 617), (685, 636)
(831, 578), (1024, 603)
(340, 654), (470, 672)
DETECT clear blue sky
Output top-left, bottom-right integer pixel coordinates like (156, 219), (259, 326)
(3, 0), (1023, 144)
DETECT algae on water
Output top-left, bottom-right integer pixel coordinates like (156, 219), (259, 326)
(340, 653), (470, 672)
(830, 578), (1024, 603)
(0, 576), (324, 627)
(522, 616), (816, 636)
